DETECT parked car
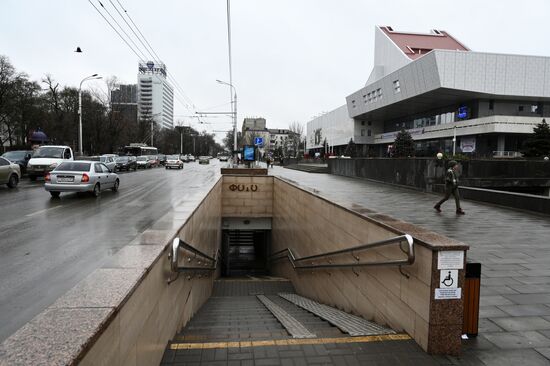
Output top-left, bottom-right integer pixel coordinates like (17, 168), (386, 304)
(79, 156), (116, 172)
(148, 155), (159, 167)
(136, 156), (151, 169)
(27, 145), (74, 181)
(1, 150), (33, 174)
(45, 161), (119, 198)
(0, 157), (21, 188)
(187, 155), (195, 162)
(115, 156), (137, 171)
(198, 156), (210, 165)
(179, 154), (189, 163)
(99, 155), (117, 171)
(158, 154), (167, 166)
(218, 155), (229, 162)
(165, 155), (184, 169)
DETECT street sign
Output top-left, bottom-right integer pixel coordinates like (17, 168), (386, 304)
(254, 137), (263, 146)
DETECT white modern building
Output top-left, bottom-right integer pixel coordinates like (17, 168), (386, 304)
(307, 26), (550, 157)
(138, 61), (174, 130)
(306, 105), (356, 154)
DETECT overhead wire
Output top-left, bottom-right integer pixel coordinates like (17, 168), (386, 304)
(97, 1), (148, 60)
(90, 0), (198, 116)
(112, 0), (197, 111)
(90, 0), (228, 137)
(87, 0), (143, 60)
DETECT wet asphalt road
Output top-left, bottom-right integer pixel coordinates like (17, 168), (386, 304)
(0, 161), (220, 342)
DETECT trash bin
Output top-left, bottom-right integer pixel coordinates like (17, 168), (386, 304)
(462, 262), (481, 337)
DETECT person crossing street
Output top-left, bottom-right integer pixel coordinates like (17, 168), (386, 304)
(434, 160), (465, 214)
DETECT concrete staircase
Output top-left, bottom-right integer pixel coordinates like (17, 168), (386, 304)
(160, 278), (411, 366)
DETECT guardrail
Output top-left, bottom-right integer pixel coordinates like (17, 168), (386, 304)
(168, 238), (221, 283)
(269, 234), (414, 271)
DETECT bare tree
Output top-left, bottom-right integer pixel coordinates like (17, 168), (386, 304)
(288, 121), (305, 157)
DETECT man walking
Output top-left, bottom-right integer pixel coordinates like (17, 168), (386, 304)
(434, 160), (465, 214)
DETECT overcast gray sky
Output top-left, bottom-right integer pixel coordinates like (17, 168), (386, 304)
(2, 0), (550, 142)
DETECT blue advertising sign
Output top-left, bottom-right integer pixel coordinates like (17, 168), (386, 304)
(458, 106), (468, 119)
(254, 137), (264, 146)
(243, 146), (255, 161)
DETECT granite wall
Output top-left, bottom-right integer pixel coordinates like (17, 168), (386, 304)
(221, 175), (273, 217)
(271, 177), (469, 355)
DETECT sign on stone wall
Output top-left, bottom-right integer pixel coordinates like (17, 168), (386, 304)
(228, 184), (258, 192)
(435, 251), (464, 300)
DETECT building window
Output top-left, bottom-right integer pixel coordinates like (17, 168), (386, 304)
(489, 100), (494, 110)
(377, 88), (383, 99)
(367, 130), (372, 137)
(361, 129), (365, 137)
(393, 80), (400, 93)
(368, 121), (372, 126)
(531, 104), (539, 113)
(361, 121), (365, 126)
(518, 105), (524, 112)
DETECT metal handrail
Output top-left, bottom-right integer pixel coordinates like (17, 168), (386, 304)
(168, 238), (220, 284)
(269, 234), (414, 270)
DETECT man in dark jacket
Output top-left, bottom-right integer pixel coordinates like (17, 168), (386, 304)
(434, 160), (465, 214)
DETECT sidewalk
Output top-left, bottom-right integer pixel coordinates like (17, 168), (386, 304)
(274, 167), (550, 365)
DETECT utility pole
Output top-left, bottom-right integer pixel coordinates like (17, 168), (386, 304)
(78, 74), (101, 155)
(151, 118), (154, 147)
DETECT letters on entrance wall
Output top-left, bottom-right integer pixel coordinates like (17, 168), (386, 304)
(229, 184), (258, 192)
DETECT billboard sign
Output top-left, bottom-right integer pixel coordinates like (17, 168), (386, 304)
(243, 145), (255, 161)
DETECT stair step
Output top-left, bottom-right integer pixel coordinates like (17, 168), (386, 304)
(257, 295), (316, 339)
(278, 293), (395, 337)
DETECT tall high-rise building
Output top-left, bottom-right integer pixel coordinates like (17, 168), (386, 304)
(111, 84), (138, 126)
(137, 61), (174, 130)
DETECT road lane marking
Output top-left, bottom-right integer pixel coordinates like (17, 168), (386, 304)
(170, 334), (411, 350)
(25, 205), (63, 217)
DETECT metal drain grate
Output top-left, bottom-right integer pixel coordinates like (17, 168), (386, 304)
(278, 293), (395, 336)
(257, 295), (317, 339)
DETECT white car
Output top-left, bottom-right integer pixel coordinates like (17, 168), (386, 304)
(165, 155), (183, 169)
(27, 145), (74, 181)
(45, 161), (119, 198)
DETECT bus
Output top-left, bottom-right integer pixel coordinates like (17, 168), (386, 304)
(122, 144), (159, 156)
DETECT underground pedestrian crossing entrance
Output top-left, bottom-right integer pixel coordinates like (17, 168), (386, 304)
(47, 174), (469, 365)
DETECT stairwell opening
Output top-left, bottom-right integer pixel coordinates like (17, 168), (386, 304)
(221, 218), (271, 277)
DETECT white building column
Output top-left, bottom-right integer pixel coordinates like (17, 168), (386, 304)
(497, 135), (506, 153)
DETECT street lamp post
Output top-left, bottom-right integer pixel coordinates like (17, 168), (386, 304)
(216, 79), (237, 163)
(78, 74), (101, 155)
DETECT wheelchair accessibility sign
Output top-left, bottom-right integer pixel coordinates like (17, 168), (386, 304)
(435, 269), (461, 300)
(440, 270), (458, 288)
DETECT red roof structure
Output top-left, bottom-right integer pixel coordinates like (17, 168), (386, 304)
(380, 26), (469, 60)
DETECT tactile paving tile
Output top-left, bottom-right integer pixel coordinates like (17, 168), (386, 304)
(256, 295), (317, 339)
(278, 293), (395, 336)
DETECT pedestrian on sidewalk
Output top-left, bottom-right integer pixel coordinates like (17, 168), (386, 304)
(434, 160), (465, 214)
